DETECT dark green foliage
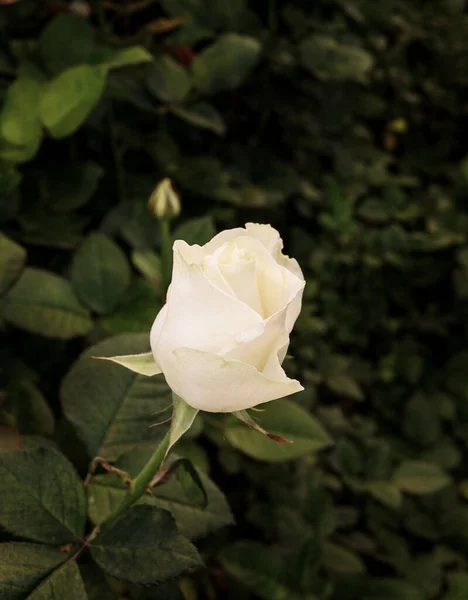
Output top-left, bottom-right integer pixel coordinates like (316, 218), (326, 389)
(89, 505), (201, 584)
(0, 445), (86, 544)
(1, 0), (468, 598)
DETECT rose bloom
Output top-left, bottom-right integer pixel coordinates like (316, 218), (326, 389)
(150, 223), (305, 412)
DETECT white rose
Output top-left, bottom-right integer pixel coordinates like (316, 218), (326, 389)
(149, 223), (305, 412)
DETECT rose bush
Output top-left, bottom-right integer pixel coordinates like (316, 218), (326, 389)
(147, 223), (305, 412)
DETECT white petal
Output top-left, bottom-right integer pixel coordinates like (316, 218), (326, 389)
(279, 254), (304, 281)
(202, 223), (282, 256)
(219, 257), (263, 316)
(200, 243), (234, 295)
(165, 347), (303, 412)
(150, 304), (168, 363)
(223, 309), (289, 372)
(172, 239), (206, 265)
(201, 227), (251, 255)
(228, 237), (304, 319)
(152, 248), (261, 367)
(93, 352), (161, 376)
(245, 223), (283, 254)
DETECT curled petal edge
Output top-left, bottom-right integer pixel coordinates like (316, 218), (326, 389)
(167, 347), (304, 413)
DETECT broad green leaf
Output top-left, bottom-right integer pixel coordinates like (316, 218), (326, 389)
(0, 445), (86, 544)
(131, 250), (162, 288)
(170, 102), (226, 135)
(90, 505), (201, 584)
(45, 162), (104, 213)
(61, 334), (172, 459)
(0, 232), (26, 296)
(97, 46), (152, 71)
(393, 460), (452, 494)
(29, 560), (87, 600)
(0, 268), (92, 339)
(0, 73), (42, 163)
(444, 573), (468, 600)
(325, 371), (364, 401)
(173, 216), (215, 246)
(40, 65), (107, 138)
(71, 233), (131, 315)
(0, 380), (55, 436)
(225, 400), (333, 461)
(220, 541), (290, 600)
(300, 35), (374, 83)
(95, 352), (160, 376)
(39, 13), (95, 74)
(87, 449), (233, 539)
(0, 543), (66, 600)
(192, 34), (261, 94)
(146, 56), (191, 103)
(323, 542), (365, 574)
(100, 279), (160, 334)
(366, 481), (402, 509)
(171, 458), (207, 508)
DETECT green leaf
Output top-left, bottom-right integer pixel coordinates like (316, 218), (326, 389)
(29, 560), (87, 600)
(0, 73), (42, 163)
(170, 458), (207, 508)
(366, 481), (402, 509)
(220, 541), (290, 600)
(131, 250), (162, 288)
(0, 232), (26, 296)
(393, 460), (452, 494)
(40, 65), (107, 138)
(100, 279), (161, 334)
(97, 46), (152, 71)
(170, 102), (226, 135)
(444, 573), (468, 600)
(90, 505), (201, 584)
(300, 35), (374, 83)
(95, 351), (160, 376)
(323, 542), (365, 574)
(0, 445), (86, 544)
(71, 233), (131, 315)
(0, 543), (66, 600)
(88, 451), (233, 539)
(225, 400), (333, 462)
(61, 334), (172, 459)
(146, 56), (191, 104)
(0, 380), (55, 436)
(192, 34), (261, 94)
(39, 13), (95, 75)
(173, 216), (216, 246)
(45, 162), (104, 213)
(0, 268), (92, 339)
(153, 462), (233, 538)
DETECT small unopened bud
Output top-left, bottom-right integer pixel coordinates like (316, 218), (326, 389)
(148, 178), (181, 220)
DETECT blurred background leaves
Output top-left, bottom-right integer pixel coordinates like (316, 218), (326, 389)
(1, 0), (468, 598)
